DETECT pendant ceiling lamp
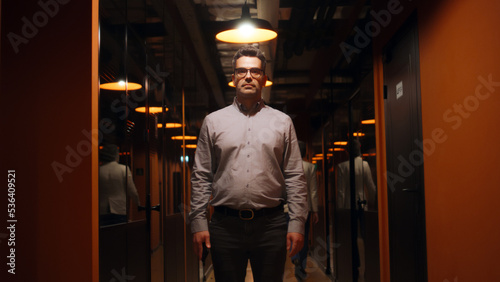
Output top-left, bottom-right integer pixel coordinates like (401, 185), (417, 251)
(228, 80), (273, 87)
(100, 80), (142, 91)
(134, 106), (168, 114)
(157, 123), (182, 129)
(215, 2), (277, 43)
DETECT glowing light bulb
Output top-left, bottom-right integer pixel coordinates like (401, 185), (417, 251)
(238, 23), (255, 38)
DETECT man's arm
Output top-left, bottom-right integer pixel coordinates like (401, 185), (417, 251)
(282, 120), (308, 234)
(287, 232), (304, 257)
(189, 118), (214, 233)
(308, 163), (319, 224)
(193, 231), (211, 260)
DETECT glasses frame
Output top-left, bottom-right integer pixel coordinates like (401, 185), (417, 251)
(234, 68), (265, 79)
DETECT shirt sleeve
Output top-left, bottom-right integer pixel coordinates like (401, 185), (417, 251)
(189, 118), (214, 233)
(336, 164), (347, 209)
(283, 121), (308, 234)
(363, 161), (377, 210)
(126, 166), (140, 206)
(308, 164), (319, 213)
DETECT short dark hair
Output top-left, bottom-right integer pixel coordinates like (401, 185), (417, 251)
(232, 45), (267, 72)
(351, 139), (361, 157)
(100, 143), (119, 163)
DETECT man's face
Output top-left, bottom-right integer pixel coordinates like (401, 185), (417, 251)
(232, 56), (267, 103)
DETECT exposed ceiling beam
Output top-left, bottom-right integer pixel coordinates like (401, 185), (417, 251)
(305, 0), (368, 109)
(164, 0), (226, 108)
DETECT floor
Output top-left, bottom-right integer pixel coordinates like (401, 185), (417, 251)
(205, 254), (333, 281)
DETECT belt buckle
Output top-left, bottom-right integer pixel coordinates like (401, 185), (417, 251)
(239, 209), (254, 220)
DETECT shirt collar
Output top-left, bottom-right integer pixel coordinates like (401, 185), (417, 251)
(233, 97), (264, 115)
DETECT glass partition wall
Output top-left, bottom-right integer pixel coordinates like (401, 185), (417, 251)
(331, 73), (380, 282)
(309, 72), (379, 282)
(98, 1), (208, 281)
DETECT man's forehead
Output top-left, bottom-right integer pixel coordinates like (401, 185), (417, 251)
(235, 56), (262, 68)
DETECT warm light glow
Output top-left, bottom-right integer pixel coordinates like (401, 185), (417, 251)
(329, 148), (345, 152)
(182, 144), (197, 149)
(353, 132), (365, 137)
(216, 24), (277, 43)
(100, 81), (142, 91)
(239, 22), (256, 35)
(135, 107), (168, 114)
(314, 153), (333, 158)
(333, 141), (348, 146)
(362, 153), (377, 157)
(362, 119), (376, 124)
(228, 80), (273, 87)
(312, 157), (323, 161)
(157, 123), (182, 128)
(171, 136), (197, 140)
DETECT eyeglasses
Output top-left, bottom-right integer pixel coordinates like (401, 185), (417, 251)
(234, 68), (264, 79)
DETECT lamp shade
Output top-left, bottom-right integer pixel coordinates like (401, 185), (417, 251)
(157, 123), (182, 128)
(215, 4), (277, 44)
(134, 106), (168, 114)
(228, 80), (273, 87)
(100, 80), (142, 91)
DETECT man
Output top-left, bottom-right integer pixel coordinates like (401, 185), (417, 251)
(189, 45), (308, 281)
(99, 143), (140, 226)
(336, 139), (376, 281)
(292, 141), (319, 280)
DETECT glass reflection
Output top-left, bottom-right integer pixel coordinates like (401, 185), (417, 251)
(99, 144), (140, 226)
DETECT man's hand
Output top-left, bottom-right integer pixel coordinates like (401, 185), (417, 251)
(193, 231), (211, 260)
(286, 232), (304, 257)
(312, 212), (319, 225)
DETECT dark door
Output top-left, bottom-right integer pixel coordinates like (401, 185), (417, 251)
(383, 19), (427, 282)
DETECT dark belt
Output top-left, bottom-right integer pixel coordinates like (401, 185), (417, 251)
(214, 204), (283, 220)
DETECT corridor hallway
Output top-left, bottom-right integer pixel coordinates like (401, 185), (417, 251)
(205, 255), (333, 282)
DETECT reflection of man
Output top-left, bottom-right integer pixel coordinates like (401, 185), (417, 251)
(189, 45), (308, 281)
(336, 139), (376, 281)
(293, 141), (319, 280)
(99, 144), (139, 226)
(336, 140), (376, 210)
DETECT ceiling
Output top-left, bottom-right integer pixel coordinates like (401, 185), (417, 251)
(100, 0), (376, 146)
(185, 0), (375, 139)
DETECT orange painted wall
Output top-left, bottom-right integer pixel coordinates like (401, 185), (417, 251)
(1, 1), (99, 281)
(373, 0), (500, 281)
(418, 0), (500, 281)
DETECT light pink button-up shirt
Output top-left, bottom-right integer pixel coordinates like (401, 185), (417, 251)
(189, 98), (308, 234)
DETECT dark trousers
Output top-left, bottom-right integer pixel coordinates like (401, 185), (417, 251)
(209, 210), (288, 282)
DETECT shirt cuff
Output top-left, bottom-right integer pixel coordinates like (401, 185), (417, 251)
(287, 219), (305, 235)
(190, 218), (209, 234)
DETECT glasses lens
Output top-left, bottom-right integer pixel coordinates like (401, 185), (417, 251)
(235, 68), (262, 78)
(236, 69), (247, 77)
(250, 68), (262, 78)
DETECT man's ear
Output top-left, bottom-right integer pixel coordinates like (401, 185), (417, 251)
(262, 74), (268, 86)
